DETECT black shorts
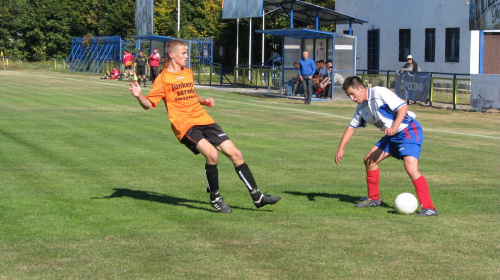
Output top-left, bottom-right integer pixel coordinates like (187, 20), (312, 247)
(136, 67), (146, 76)
(180, 123), (230, 155)
(124, 65), (132, 70)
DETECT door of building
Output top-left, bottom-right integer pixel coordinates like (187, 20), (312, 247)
(484, 32), (500, 74)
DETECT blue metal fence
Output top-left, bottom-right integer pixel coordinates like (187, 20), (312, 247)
(190, 37), (213, 65)
(65, 36), (123, 75)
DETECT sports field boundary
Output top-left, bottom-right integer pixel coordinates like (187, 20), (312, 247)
(3, 70), (499, 141)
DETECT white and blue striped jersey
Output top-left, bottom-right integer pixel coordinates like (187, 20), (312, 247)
(349, 86), (416, 133)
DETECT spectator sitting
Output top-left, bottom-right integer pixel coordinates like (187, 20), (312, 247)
(316, 60), (332, 98)
(313, 60), (327, 93)
(313, 60), (322, 76)
(265, 49), (281, 66)
(287, 61), (303, 96)
(100, 66), (121, 80)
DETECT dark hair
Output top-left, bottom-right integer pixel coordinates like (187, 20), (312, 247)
(326, 60), (332, 64)
(342, 76), (365, 92)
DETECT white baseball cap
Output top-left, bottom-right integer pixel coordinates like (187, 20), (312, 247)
(407, 55), (413, 59)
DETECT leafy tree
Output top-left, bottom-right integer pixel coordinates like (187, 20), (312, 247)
(0, 0), (338, 62)
(0, 0), (135, 61)
(154, 0), (178, 37)
(0, 0), (28, 58)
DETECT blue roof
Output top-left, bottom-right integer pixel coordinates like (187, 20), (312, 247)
(255, 28), (355, 39)
(263, 0), (367, 25)
(131, 35), (189, 43)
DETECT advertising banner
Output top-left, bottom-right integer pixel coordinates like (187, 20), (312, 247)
(222, 0), (264, 19)
(469, 0), (500, 30)
(395, 72), (431, 102)
(470, 74), (500, 111)
(136, 0), (154, 36)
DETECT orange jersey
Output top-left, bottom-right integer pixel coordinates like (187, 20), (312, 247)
(145, 68), (215, 140)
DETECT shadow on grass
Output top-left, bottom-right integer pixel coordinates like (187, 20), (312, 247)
(94, 188), (269, 212)
(283, 191), (393, 208)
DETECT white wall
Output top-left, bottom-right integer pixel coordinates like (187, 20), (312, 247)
(336, 0), (472, 73)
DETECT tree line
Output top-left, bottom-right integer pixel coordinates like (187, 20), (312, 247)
(0, 0), (335, 64)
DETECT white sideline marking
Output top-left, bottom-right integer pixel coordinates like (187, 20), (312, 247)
(5, 71), (128, 88)
(210, 96), (500, 140)
(424, 129), (500, 140)
(4, 71), (500, 140)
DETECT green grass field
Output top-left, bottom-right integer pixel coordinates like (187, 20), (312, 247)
(1, 69), (499, 279)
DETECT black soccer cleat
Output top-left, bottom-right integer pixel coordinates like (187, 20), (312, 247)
(253, 193), (281, 208)
(210, 197), (232, 213)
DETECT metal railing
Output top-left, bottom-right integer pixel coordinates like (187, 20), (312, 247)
(191, 63), (224, 86)
(3, 57), (23, 68)
(191, 63), (282, 90)
(357, 70), (471, 110)
(233, 64), (281, 89)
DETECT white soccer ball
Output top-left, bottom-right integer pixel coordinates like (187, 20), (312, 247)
(394, 192), (419, 214)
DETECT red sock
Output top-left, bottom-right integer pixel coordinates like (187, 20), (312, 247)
(413, 176), (434, 210)
(366, 169), (380, 200)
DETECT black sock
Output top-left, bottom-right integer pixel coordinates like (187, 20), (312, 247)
(235, 162), (261, 200)
(205, 163), (220, 200)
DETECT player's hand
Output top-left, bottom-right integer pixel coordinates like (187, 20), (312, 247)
(335, 149), (344, 165)
(129, 81), (142, 97)
(385, 127), (397, 136)
(204, 98), (215, 107)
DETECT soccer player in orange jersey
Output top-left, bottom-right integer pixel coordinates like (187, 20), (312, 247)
(129, 40), (280, 213)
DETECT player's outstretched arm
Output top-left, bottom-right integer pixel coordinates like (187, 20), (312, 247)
(335, 127), (355, 165)
(129, 81), (152, 110)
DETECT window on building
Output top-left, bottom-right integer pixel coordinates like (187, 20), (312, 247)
(445, 28), (460, 62)
(399, 29), (411, 62)
(425, 28), (435, 62)
(367, 29), (380, 72)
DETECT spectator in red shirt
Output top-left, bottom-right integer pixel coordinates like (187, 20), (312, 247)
(109, 66), (120, 80)
(149, 48), (160, 83)
(100, 66), (121, 80)
(122, 51), (134, 80)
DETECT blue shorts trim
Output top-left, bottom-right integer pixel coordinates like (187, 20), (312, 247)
(376, 119), (424, 160)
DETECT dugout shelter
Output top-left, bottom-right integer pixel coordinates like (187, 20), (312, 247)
(256, 28), (358, 99)
(223, 0), (367, 99)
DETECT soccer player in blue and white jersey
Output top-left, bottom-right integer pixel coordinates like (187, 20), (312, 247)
(335, 76), (437, 216)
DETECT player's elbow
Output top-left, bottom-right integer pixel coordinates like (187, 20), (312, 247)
(140, 100), (153, 110)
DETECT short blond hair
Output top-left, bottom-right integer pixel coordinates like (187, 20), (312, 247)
(165, 40), (186, 58)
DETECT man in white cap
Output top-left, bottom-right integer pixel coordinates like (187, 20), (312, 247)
(400, 55), (421, 73)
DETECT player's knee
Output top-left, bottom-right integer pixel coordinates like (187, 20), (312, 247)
(363, 155), (374, 167)
(205, 150), (219, 165)
(227, 147), (243, 162)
